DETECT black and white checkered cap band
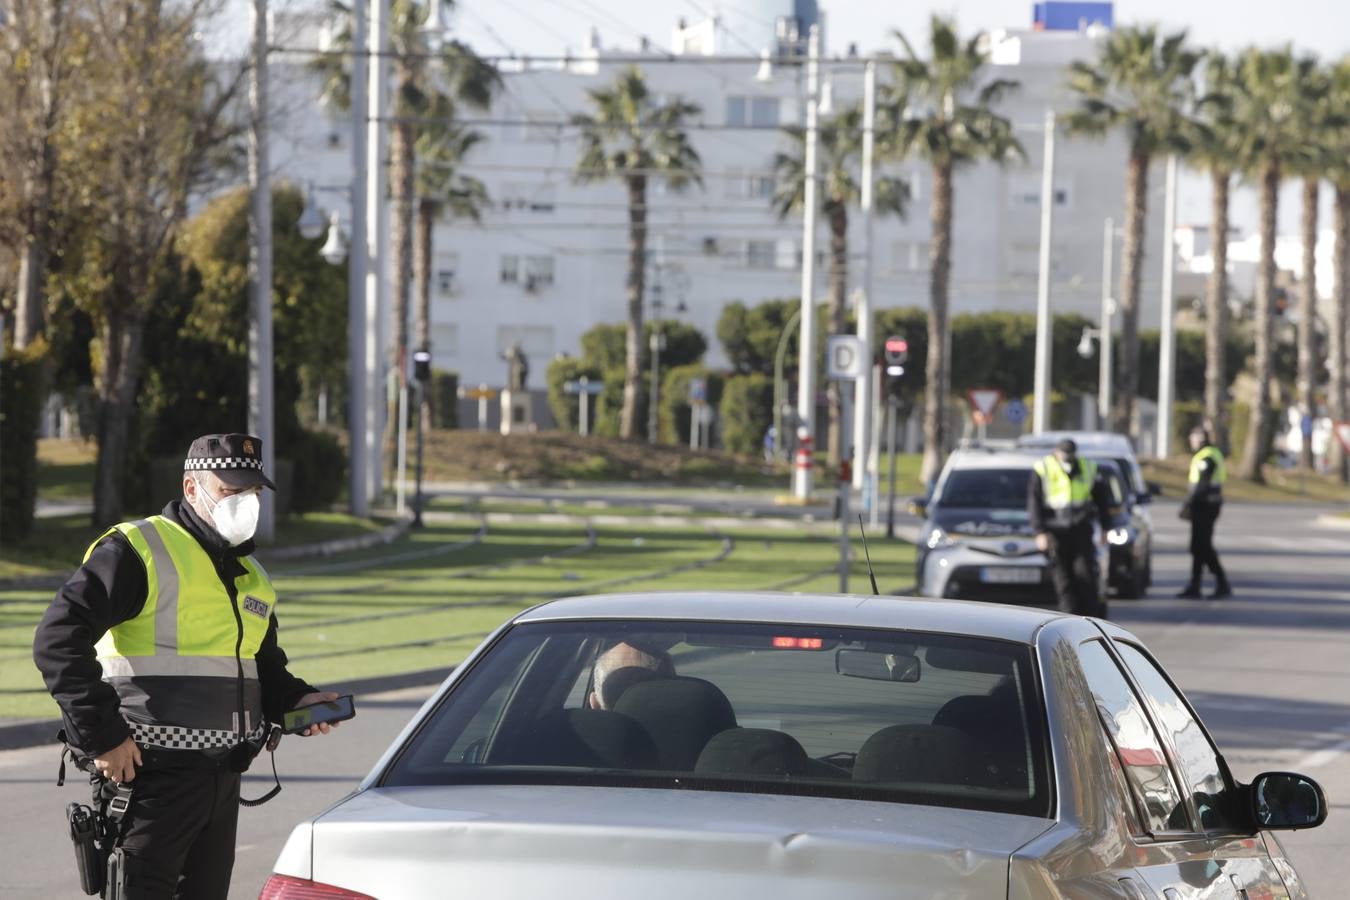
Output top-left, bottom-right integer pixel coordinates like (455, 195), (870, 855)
(184, 457), (265, 472)
(129, 720), (266, 751)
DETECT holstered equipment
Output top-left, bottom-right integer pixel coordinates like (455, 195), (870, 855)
(58, 730), (134, 898)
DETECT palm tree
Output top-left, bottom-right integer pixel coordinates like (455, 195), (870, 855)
(572, 66), (702, 440)
(1290, 62), (1334, 471)
(1188, 52), (1242, 447)
(1066, 26), (1201, 436)
(413, 104), (489, 431)
(1329, 59), (1350, 482)
(877, 16), (1022, 484)
(1230, 48), (1318, 481)
(314, 0), (496, 431)
(771, 105), (910, 470)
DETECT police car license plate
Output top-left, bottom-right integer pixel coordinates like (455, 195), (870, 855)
(980, 567), (1041, 584)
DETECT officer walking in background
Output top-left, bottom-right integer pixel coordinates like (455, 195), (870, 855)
(1028, 438), (1113, 618)
(33, 433), (339, 899)
(1178, 426), (1232, 599)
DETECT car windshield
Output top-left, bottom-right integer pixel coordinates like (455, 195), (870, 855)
(381, 620), (1052, 818)
(935, 468), (1032, 511)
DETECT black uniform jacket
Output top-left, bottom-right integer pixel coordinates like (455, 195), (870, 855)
(1027, 459), (1114, 534)
(32, 500), (315, 757)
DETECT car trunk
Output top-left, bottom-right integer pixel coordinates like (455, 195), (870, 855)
(309, 784), (1053, 899)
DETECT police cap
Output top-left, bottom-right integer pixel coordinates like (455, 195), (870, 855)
(184, 433), (277, 491)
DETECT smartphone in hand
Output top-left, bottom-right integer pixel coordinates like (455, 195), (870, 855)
(282, 695), (356, 735)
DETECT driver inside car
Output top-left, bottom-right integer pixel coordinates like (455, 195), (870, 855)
(588, 641), (676, 711)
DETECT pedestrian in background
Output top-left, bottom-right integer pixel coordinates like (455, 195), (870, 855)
(1028, 438), (1113, 618)
(33, 433), (339, 899)
(1178, 426), (1231, 599)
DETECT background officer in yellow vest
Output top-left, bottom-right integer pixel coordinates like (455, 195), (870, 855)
(1027, 438), (1113, 617)
(1178, 426), (1231, 599)
(33, 433), (338, 899)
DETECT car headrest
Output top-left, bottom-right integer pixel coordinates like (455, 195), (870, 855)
(852, 724), (980, 786)
(613, 676), (737, 771)
(487, 708), (657, 770)
(695, 728), (809, 779)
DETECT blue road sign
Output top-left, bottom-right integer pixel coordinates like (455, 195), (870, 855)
(1005, 398), (1028, 426)
(1302, 414), (1314, 438)
(564, 379), (604, 395)
(689, 377), (707, 403)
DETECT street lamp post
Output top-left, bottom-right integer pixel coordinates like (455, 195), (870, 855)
(1031, 109), (1057, 435)
(247, 0), (275, 543)
(1157, 154), (1179, 458)
(793, 24), (821, 499)
(347, 0), (370, 517)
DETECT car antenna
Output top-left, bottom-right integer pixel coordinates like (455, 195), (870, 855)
(857, 515), (880, 596)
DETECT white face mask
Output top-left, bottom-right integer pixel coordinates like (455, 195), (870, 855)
(201, 489), (261, 546)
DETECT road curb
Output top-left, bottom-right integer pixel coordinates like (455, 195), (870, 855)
(0, 517), (411, 592)
(0, 666), (452, 753)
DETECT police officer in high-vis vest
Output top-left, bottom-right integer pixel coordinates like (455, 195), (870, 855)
(1027, 438), (1113, 618)
(33, 433), (338, 899)
(1178, 426), (1231, 599)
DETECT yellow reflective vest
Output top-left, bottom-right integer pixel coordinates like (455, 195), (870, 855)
(1033, 455), (1098, 529)
(91, 516), (275, 739)
(1188, 445), (1226, 501)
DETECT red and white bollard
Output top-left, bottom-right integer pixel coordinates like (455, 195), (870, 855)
(793, 428), (814, 499)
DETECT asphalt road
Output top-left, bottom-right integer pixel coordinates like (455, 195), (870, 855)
(2, 499), (1347, 899)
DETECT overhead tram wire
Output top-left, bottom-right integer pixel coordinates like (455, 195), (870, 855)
(680, 0), (765, 56)
(269, 45), (885, 69)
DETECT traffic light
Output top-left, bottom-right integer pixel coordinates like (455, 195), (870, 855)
(412, 349), (432, 383)
(1274, 288), (1289, 317)
(884, 335), (908, 399)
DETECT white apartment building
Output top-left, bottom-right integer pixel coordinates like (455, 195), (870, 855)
(266, 2), (1167, 394)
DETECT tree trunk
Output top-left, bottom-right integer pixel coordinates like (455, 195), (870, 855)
(825, 202), (849, 471)
(1204, 169), (1231, 449)
(921, 162), (953, 486)
(621, 174), (647, 440)
(1330, 184), (1349, 483)
(1239, 160), (1281, 482)
(389, 115), (416, 378)
(1296, 176), (1319, 471)
(1113, 150), (1149, 434)
(414, 197), (435, 429)
(92, 309), (147, 526)
(14, 237), (47, 348)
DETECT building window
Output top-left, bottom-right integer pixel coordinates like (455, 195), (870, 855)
(436, 253), (459, 297)
(431, 324), (458, 362)
(1008, 176), (1072, 210)
(500, 255), (519, 284)
(746, 240), (776, 269)
(750, 97), (780, 128)
(724, 167), (747, 199)
(748, 174), (776, 199)
(523, 256), (554, 291)
(726, 96), (747, 127)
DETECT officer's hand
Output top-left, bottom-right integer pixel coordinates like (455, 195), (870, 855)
(292, 691), (342, 737)
(94, 736), (142, 784)
(1034, 533), (1049, 553)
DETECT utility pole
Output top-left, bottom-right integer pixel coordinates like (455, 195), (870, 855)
(1032, 109), (1056, 435)
(247, 0), (275, 542)
(346, 0), (369, 516)
(1099, 217), (1114, 430)
(648, 238), (665, 444)
(852, 60), (876, 494)
(366, 0), (390, 505)
(793, 24), (821, 500)
(1157, 154), (1179, 458)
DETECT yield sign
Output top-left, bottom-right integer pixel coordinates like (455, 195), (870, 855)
(967, 388), (1003, 420)
(1334, 422), (1350, 454)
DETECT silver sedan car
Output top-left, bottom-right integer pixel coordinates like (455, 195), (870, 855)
(261, 593), (1325, 899)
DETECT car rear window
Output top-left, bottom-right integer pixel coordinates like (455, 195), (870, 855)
(382, 620), (1052, 818)
(935, 468), (1032, 511)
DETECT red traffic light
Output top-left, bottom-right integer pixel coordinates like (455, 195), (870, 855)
(884, 335), (909, 366)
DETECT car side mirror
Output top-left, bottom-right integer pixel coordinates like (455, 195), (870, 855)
(1250, 772), (1327, 831)
(906, 497), (928, 517)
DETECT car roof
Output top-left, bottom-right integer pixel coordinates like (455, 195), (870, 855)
(514, 591), (1065, 644)
(1017, 430), (1137, 456)
(943, 447), (1044, 471)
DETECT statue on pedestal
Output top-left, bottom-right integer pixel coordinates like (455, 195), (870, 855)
(502, 342), (529, 393)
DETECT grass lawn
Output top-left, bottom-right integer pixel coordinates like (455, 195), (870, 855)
(35, 437), (98, 500)
(0, 519), (915, 720)
(1142, 458), (1350, 503)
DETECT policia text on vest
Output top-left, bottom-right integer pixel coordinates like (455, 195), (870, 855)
(33, 432), (340, 900)
(1028, 444), (1114, 618)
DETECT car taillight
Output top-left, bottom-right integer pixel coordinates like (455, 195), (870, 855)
(259, 874), (376, 899)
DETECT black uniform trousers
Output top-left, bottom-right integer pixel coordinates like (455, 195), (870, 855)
(1188, 501), (1226, 587)
(1046, 525), (1106, 618)
(117, 752), (240, 900)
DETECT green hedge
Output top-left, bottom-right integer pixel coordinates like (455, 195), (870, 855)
(431, 369), (459, 429)
(719, 374), (774, 455)
(660, 364), (724, 445)
(594, 368), (649, 440)
(545, 356), (603, 433)
(1, 340), (50, 543)
(285, 427), (346, 514)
